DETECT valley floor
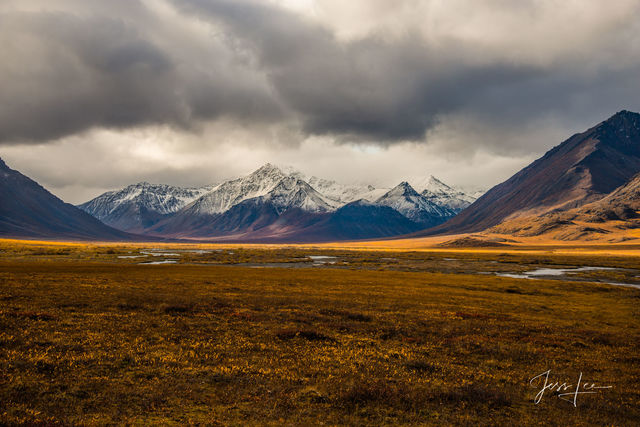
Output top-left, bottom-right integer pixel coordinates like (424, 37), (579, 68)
(0, 239), (639, 425)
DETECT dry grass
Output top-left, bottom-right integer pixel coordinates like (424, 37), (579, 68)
(0, 241), (639, 425)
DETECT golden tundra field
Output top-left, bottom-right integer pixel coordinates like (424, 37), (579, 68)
(1, 239), (639, 425)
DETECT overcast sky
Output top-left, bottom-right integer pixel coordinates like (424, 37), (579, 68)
(1, 0), (640, 203)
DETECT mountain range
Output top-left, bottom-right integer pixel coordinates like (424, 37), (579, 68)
(78, 163), (476, 241)
(2, 110), (639, 243)
(77, 182), (216, 234)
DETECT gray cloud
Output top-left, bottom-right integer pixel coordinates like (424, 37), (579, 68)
(171, 0), (640, 145)
(2, 0), (640, 147)
(172, 0), (543, 141)
(1, 0), (639, 147)
(0, 2), (282, 143)
(2, 0), (640, 203)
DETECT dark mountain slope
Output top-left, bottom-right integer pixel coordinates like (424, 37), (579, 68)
(488, 172), (640, 241)
(0, 158), (133, 240)
(295, 200), (423, 241)
(574, 172), (640, 222)
(416, 110), (640, 236)
(216, 200), (422, 243)
(148, 198), (422, 242)
(149, 198), (285, 238)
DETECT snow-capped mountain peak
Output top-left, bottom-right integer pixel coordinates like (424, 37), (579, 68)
(424, 176), (451, 193)
(80, 164), (479, 235)
(245, 163), (291, 189)
(183, 164), (341, 216)
(80, 182), (216, 216)
(385, 181), (421, 198)
(185, 164), (289, 215)
(262, 164), (388, 205)
(410, 175), (454, 194)
(376, 182), (456, 226)
(78, 181), (217, 231)
(260, 176), (339, 214)
(305, 176), (387, 204)
(409, 175), (477, 213)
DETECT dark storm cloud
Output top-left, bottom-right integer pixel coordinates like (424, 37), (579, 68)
(0, 3), (282, 144)
(158, 0), (640, 144)
(172, 0), (546, 141)
(1, 0), (640, 148)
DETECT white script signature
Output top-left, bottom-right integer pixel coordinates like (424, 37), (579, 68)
(529, 369), (612, 407)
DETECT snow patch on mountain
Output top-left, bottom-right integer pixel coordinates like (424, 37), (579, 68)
(79, 181), (216, 220)
(410, 175), (477, 213)
(185, 164), (289, 215)
(305, 176), (388, 204)
(184, 164), (339, 216)
(376, 182), (456, 225)
(258, 175), (339, 213)
(458, 185), (488, 200)
(271, 164), (389, 205)
(80, 164), (483, 234)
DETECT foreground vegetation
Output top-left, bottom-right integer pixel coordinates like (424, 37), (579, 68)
(0, 240), (639, 425)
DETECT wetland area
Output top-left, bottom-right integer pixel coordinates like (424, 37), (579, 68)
(0, 239), (639, 425)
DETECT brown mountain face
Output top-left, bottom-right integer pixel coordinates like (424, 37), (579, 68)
(489, 172), (640, 241)
(577, 172), (640, 221)
(418, 110), (640, 236)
